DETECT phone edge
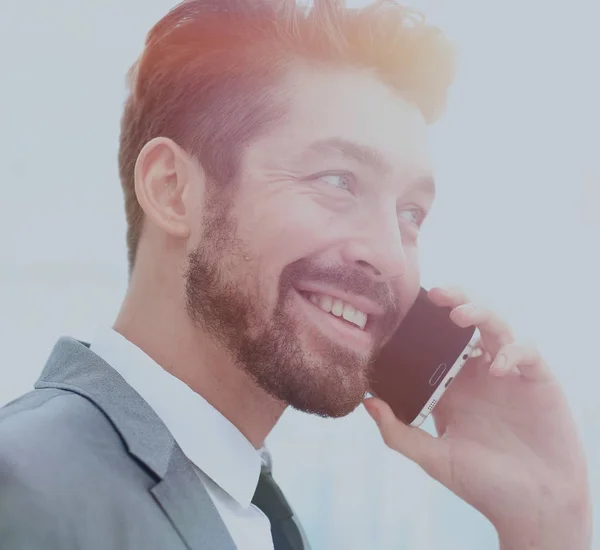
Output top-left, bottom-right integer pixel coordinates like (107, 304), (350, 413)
(409, 328), (482, 428)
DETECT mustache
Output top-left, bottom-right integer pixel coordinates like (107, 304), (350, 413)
(280, 259), (398, 314)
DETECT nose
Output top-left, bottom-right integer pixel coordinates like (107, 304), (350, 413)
(340, 208), (407, 282)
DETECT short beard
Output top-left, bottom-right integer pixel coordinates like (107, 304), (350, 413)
(184, 206), (396, 418)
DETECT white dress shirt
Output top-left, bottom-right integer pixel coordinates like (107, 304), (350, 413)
(90, 329), (274, 550)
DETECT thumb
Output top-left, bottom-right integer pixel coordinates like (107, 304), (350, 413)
(363, 397), (445, 477)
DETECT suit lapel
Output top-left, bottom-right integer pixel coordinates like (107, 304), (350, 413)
(36, 337), (237, 550)
(151, 445), (237, 550)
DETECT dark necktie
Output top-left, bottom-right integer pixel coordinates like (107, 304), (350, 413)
(252, 450), (310, 550)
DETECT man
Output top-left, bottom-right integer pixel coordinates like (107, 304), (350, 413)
(0, 0), (591, 549)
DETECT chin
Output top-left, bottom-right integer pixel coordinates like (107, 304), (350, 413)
(234, 291), (376, 419)
(280, 349), (371, 418)
(288, 387), (367, 418)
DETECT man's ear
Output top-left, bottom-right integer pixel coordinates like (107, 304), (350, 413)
(133, 137), (203, 239)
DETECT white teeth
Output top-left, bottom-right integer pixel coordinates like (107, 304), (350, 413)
(305, 292), (368, 330)
(342, 303), (356, 321)
(319, 295), (333, 313)
(331, 299), (344, 317)
(354, 311), (367, 330)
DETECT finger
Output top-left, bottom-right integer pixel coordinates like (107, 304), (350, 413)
(363, 397), (444, 476)
(428, 286), (515, 356)
(427, 286), (470, 308)
(489, 342), (552, 382)
(449, 302), (515, 355)
(470, 346), (493, 364)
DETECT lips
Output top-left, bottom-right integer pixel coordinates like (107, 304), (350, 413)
(292, 289), (374, 353)
(298, 290), (368, 330)
(293, 281), (385, 316)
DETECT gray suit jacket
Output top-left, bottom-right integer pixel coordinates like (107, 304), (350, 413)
(0, 337), (239, 550)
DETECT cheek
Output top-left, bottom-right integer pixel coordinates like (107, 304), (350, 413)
(400, 248), (421, 308)
(250, 196), (343, 263)
(404, 244), (420, 274)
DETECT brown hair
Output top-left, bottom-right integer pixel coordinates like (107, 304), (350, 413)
(118, 0), (456, 272)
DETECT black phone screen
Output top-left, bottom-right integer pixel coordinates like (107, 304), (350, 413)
(369, 287), (476, 424)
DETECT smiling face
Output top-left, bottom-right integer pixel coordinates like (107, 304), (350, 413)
(184, 65), (435, 417)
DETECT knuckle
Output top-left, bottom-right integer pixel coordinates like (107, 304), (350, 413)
(524, 342), (542, 362)
(445, 286), (468, 302)
(500, 341), (519, 352)
(474, 304), (492, 318)
(496, 320), (515, 342)
(504, 341), (544, 364)
(445, 285), (463, 294)
(499, 341), (521, 358)
(381, 431), (395, 448)
(523, 340), (539, 353)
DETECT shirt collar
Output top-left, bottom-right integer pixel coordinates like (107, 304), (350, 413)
(90, 328), (262, 508)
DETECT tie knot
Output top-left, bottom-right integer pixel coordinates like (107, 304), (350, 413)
(259, 447), (274, 474)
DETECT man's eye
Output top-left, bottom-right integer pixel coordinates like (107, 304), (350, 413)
(399, 207), (426, 227)
(317, 173), (352, 191)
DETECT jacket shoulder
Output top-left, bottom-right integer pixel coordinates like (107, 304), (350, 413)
(0, 388), (122, 461)
(0, 388), (152, 494)
(0, 389), (169, 548)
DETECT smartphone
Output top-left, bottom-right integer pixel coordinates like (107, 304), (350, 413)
(369, 287), (480, 427)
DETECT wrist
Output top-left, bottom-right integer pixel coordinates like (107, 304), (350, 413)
(496, 488), (592, 550)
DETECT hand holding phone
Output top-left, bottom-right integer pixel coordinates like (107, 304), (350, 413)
(365, 287), (591, 550)
(369, 287), (480, 426)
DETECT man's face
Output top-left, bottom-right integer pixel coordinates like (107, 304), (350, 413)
(185, 66), (435, 418)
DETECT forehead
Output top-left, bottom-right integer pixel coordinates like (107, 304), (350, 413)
(249, 65), (432, 179)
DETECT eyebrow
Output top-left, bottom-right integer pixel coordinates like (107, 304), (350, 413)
(305, 137), (436, 198)
(306, 137), (392, 174)
(412, 174), (436, 198)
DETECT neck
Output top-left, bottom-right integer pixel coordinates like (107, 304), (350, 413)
(113, 269), (286, 449)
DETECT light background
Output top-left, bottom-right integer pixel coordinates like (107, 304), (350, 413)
(1, 0), (598, 548)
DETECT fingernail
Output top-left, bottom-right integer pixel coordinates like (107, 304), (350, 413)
(491, 354), (507, 372)
(366, 403), (381, 424)
(456, 303), (476, 315)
